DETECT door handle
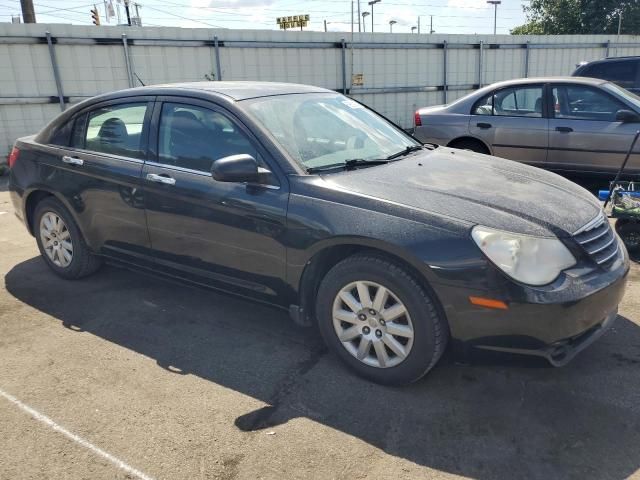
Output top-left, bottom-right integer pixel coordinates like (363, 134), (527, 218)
(476, 122), (492, 129)
(61, 155), (84, 166)
(146, 173), (176, 185)
(555, 126), (573, 133)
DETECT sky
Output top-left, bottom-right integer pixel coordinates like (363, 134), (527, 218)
(0, 0), (529, 35)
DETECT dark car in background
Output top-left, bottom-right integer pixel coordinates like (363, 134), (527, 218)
(8, 82), (629, 385)
(414, 77), (640, 176)
(574, 56), (640, 94)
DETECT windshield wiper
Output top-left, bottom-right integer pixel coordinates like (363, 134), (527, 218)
(386, 145), (424, 160)
(306, 158), (389, 174)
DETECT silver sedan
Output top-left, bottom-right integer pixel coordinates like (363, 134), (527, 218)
(413, 77), (640, 176)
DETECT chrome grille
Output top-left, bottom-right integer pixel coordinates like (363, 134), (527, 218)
(573, 214), (619, 267)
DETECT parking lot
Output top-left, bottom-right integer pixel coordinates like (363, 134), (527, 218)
(0, 173), (639, 480)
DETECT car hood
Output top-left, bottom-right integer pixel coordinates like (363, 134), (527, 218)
(323, 148), (601, 237)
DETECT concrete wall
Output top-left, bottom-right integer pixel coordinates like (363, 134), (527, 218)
(2, 23), (640, 155)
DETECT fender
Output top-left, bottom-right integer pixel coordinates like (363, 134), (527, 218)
(287, 235), (447, 327)
(22, 186), (94, 249)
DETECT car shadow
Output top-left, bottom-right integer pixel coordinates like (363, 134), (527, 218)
(5, 257), (640, 480)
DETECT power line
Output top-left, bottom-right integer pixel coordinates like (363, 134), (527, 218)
(143, 5), (225, 28)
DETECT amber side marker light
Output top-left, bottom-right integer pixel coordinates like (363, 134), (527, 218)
(469, 296), (508, 310)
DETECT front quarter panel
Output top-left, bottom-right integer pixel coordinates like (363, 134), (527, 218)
(284, 175), (486, 292)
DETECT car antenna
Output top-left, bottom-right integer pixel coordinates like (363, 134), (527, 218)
(134, 72), (145, 86)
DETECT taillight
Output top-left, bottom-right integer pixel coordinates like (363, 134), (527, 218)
(8, 146), (19, 168)
(414, 110), (422, 127)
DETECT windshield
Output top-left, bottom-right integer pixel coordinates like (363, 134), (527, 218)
(243, 93), (419, 171)
(603, 82), (640, 110)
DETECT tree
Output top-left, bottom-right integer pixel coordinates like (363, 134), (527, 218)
(511, 0), (640, 35)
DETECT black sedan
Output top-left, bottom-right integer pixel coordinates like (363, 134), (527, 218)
(8, 82), (629, 385)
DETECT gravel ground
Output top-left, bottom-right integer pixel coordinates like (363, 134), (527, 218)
(0, 175), (639, 480)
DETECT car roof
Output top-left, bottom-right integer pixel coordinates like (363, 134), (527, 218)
(120, 81), (333, 101)
(580, 56), (640, 65)
(484, 76), (609, 89)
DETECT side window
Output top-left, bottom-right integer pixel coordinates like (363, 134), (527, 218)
(493, 86), (543, 118)
(158, 103), (258, 173)
(582, 61), (637, 89)
(84, 103), (148, 159)
(49, 120), (74, 146)
(472, 93), (493, 115)
(553, 85), (626, 121)
(70, 113), (87, 149)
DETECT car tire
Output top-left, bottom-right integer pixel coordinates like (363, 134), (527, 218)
(616, 220), (640, 253)
(315, 253), (448, 385)
(33, 197), (102, 279)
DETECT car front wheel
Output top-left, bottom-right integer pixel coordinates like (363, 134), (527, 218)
(316, 254), (448, 385)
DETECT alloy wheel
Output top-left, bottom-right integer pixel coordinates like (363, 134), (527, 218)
(332, 281), (414, 368)
(39, 211), (73, 268)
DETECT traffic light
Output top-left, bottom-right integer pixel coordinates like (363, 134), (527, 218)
(91, 5), (100, 25)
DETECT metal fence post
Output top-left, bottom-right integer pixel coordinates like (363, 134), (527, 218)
(443, 40), (448, 103)
(214, 35), (222, 81)
(45, 31), (65, 111)
(524, 40), (530, 78)
(341, 38), (347, 94)
(605, 39), (610, 58)
(478, 40), (484, 88)
(122, 33), (134, 88)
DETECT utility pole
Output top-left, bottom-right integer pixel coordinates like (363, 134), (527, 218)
(20, 0), (36, 23)
(324, 19), (327, 32)
(357, 0), (361, 32)
(351, 0), (354, 35)
(124, 0), (132, 26)
(368, 0), (380, 33)
(487, 0), (501, 35)
(618, 10), (623, 35)
(430, 15), (433, 33)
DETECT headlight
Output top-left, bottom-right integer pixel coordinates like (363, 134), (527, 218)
(471, 226), (576, 286)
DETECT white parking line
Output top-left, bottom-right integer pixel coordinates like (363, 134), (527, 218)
(0, 387), (155, 480)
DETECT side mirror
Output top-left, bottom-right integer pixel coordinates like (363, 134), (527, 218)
(615, 109), (640, 123)
(212, 154), (272, 184)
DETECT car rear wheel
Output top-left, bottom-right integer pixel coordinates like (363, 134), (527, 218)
(316, 254), (448, 385)
(34, 197), (102, 279)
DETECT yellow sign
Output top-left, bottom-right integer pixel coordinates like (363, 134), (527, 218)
(276, 14), (310, 29)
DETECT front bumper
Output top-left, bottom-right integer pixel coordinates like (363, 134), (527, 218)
(435, 245), (629, 366)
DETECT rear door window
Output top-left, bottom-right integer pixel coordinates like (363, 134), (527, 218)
(472, 86), (543, 118)
(82, 103), (148, 159)
(493, 86), (543, 117)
